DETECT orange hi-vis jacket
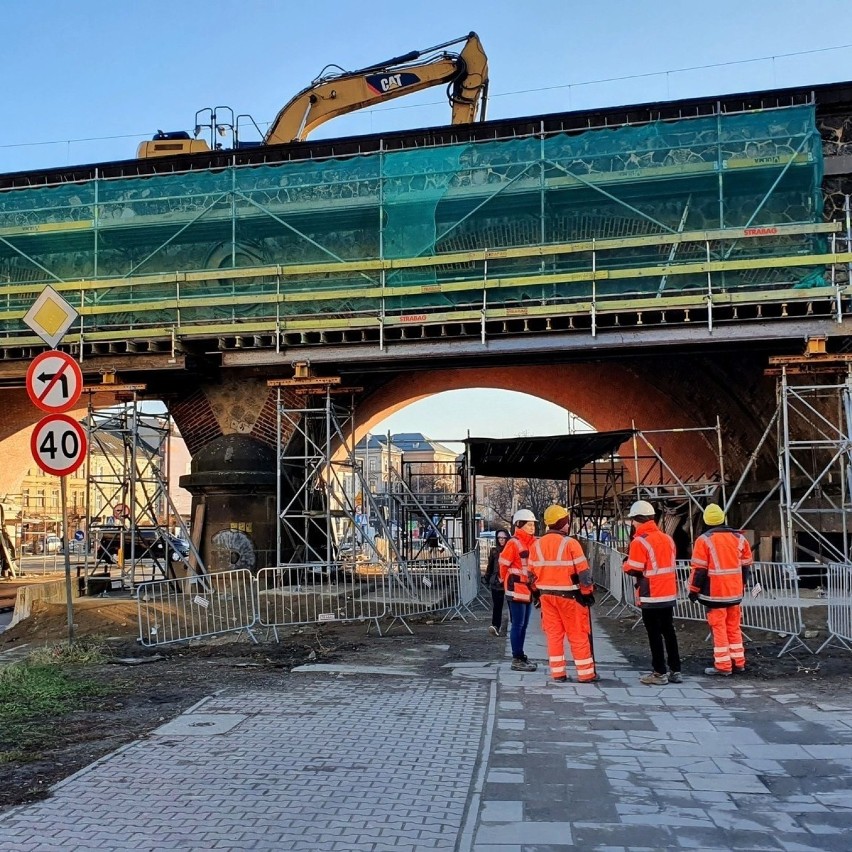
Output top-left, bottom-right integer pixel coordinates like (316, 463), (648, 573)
(528, 530), (594, 598)
(498, 527), (536, 603)
(688, 526), (753, 608)
(623, 520), (677, 608)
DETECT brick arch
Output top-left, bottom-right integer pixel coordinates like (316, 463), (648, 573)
(354, 364), (719, 479)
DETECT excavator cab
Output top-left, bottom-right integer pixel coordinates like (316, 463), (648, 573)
(136, 130), (211, 159)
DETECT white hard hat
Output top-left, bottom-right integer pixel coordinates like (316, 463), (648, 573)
(627, 500), (655, 519)
(512, 508), (536, 525)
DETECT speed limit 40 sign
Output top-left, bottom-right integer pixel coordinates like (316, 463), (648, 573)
(30, 414), (87, 476)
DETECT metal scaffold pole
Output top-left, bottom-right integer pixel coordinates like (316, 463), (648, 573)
(771, 350), (852, 566)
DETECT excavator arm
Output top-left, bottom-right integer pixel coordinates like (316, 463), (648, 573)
(264, 32), (488, 144)
(136, 33), (487, 158)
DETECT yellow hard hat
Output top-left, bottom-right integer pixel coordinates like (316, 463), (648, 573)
(703, 503), (725, 526)
(543, 504), (569, 527)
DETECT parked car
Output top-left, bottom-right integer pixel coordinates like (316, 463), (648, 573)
(95, 527), (189, 564)
(36, 535), (62, 554)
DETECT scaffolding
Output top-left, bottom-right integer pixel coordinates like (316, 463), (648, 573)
(0, 103), (835, 351)
(774, 364), (852, 563)
(82, 393), (203, 592)
(565, 423), (727, 552)
(275, 385), (472, 568)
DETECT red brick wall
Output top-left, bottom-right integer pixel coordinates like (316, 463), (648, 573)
(168, 390), (224, 457)
(353, 364), (719, 483)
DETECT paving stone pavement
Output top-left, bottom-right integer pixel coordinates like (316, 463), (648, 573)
(2, 614), (852, 850)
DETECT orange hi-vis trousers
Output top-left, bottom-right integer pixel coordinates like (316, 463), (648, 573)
(540, 595), (597, 682)
(706, 605), (745, 672)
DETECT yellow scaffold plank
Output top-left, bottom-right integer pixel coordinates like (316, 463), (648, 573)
(0, 221), (838, 298)
(0, 247), (844, 325)
(0, 280), (837, 348)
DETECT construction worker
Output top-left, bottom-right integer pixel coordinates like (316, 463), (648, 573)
(498, 508), (538, 672)
(688, 503), (753, 677)
(623, 500), (682, 686)
(528, 505), (598, 683)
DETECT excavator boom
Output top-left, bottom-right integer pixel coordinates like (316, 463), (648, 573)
(265, 32), (488, 144)
(137, 33), (488, 157)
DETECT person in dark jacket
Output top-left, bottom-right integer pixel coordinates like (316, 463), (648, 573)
(483, 529), (510, 636)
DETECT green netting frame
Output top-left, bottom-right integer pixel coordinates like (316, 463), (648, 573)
(0, 104), (826, 337)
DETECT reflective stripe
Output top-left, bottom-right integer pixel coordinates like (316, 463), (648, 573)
(639, 594), (677, 604)
(574, 657), (593, 666)
(538, 584), (579, 592)
(699, 594), (741, 604)
(633, 536), (675, 576)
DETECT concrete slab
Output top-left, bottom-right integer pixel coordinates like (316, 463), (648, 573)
(152, 713), (246, 737)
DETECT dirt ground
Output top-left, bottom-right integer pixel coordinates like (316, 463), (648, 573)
(1, 592), (851, 813)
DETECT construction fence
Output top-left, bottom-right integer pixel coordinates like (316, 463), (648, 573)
(581, 539), (809, 657)
(817, 563), (852, 654)
(136, 551), (480, 646)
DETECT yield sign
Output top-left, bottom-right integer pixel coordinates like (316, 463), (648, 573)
(30, 414), (88, 477)
(26, 350), (83, 413)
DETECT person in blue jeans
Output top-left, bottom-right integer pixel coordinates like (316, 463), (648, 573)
(498, 508), (538, 672)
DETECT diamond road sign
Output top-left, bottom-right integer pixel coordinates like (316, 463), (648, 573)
(23, 285), (79, 348)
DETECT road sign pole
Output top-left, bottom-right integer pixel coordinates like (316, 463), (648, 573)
(60, 475), (74, 645)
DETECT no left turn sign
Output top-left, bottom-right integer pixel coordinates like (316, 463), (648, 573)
(30, 414), (88, 476)
(26, 350), (83, 413)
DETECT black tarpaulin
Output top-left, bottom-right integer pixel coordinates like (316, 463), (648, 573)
(467, 430), (635, 479)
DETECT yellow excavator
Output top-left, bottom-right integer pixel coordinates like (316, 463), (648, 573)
(137, 32), (488, 158)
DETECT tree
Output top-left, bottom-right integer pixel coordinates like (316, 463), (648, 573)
(483, 477), (569, 528)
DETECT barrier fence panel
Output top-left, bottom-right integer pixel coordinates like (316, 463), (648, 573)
(255, 563), (388, 634)
(817, 563), (852, 654)
(458, 551), (481, 611)
(673, 560), (807, 657)
(385, 556), (464, 632)
(580, 539), (628, 615)
(137, 568), (257, 647)
(673, 560), (707, 623)
(740, 562), (807, 656)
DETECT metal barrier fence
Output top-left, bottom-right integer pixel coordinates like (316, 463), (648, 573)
(136, 553), (480, 645)
(137, 569), (257, 647)
(256, 563), (388, 635)
(385, 557), (463, 632)
(673, 561), (807, 656)
(817, 563), (852, 654)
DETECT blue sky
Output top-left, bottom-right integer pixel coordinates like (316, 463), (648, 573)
(3, 1), (849, 439)
(3, 1), (850, 172)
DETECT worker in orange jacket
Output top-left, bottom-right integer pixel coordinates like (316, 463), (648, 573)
(623, 500), (681, 686)
(528, 505), (598, 683)
(688, 503), (753, 677)
(498, 509), (539, 672)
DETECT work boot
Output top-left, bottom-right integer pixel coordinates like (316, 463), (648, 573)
(668, 671), (683, 684)
(578, 674), (600, 683)
(704, 667), (732, 677)
(551, 675), (570, 683)
(732, 664), (746, 674)
(488, 625), (499, 637)
(639, 672), (669, 686)
(511, 657), (538, 672)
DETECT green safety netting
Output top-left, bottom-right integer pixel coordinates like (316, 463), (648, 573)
(0, 104), (826, 337)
